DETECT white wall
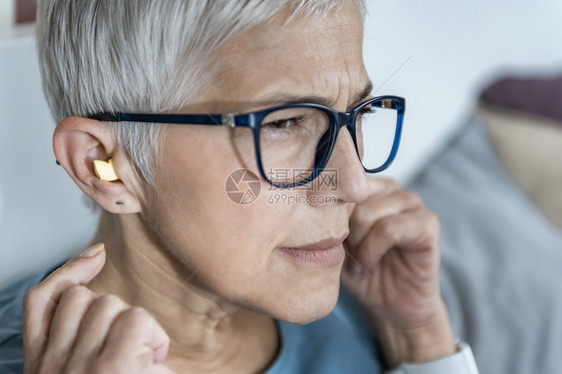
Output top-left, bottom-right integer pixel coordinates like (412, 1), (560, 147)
(0, 0), (13, 28)
(1, 1), (562, 286)
(0, 32), (99, 287)
(366, 0), (562, 182)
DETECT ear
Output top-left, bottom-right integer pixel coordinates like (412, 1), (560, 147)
(53, 116), (143, 213)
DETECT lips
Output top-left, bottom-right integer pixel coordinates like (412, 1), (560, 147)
(278, 233), (348, 266)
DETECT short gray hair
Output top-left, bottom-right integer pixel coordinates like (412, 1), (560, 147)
(37, 0), (366, 187)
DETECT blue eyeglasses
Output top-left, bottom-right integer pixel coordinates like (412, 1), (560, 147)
(89, 95), (405, 188)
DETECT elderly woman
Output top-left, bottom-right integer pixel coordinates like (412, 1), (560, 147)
(0, 1), (479, 373)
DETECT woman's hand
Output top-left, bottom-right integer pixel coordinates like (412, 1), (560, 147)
(341, 178), (456, 368)
(23, 244), (176, 374)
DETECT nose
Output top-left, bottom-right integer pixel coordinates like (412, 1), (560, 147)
(316, 126), (370, 204)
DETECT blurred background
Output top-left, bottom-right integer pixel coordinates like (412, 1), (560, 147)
(1, 0), (562, 286)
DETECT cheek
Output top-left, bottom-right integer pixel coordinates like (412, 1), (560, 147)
(147, 130), (342, 322)
(147, 183), (342, 322)
(190, 205), (343, 324)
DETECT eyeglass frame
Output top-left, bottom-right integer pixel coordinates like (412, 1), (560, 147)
(88, 95), (405, 189)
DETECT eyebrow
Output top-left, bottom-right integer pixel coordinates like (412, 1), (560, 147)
(262, 81), (374, 111)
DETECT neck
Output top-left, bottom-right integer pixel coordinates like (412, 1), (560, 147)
(86, 211), (279, 373)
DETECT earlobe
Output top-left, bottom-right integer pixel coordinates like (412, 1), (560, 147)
(53, 116), (142, 213)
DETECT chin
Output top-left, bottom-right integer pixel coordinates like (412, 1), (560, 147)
(273, 276), (342, 325)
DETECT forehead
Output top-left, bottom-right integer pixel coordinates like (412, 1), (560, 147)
(200, 3), (368, 111)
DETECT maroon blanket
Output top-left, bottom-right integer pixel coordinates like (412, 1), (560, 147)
(480, 75), (562, 125)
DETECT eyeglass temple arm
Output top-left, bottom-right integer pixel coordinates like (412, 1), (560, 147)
(87, 112), (231, 126)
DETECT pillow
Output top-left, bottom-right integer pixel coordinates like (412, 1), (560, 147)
(479, 75), (562, 228)
(480, 105), (562, 227)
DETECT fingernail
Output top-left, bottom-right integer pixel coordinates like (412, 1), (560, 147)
(153, 341), (170, 363)
(80, 243), (105, 258)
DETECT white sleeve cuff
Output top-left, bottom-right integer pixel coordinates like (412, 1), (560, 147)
(385, 341), (479, 374)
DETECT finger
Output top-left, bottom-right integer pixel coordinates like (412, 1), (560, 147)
(41, 286), (97, 371)
(100, 307), (170, 368)
(341, 210), (440, 312)
(347, 189), (424, 249)
(345, 209), (440, 275)
(65, 294), (130, 367)
(23, 244), (106, 371)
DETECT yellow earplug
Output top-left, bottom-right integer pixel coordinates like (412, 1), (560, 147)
(93, 158), (119, 181)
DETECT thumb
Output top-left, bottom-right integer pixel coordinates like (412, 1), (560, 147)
(340, 256), (367, 291)
(44, 243), (107, 286)
(340, 247), (372, 306)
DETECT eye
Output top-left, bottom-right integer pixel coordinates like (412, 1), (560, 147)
(262, 117), (303, 129)
(359, 107), (376, 116)
(356, 107), (375, 124)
